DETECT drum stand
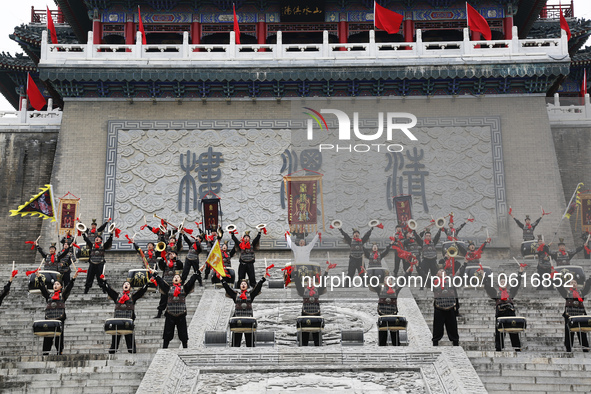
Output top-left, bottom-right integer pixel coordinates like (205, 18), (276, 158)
(107, 326), (136, 355)
(34, 324), (62, 356)
(567, 321), (590, 352)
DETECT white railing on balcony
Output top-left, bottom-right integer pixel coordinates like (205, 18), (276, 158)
(39, 26), (568, 67)
(0, 99), (62, 129)
(547, 93), (591, 126)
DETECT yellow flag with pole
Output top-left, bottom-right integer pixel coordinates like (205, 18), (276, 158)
(205, 239), (226, 277)
(9, 184), (57, 221)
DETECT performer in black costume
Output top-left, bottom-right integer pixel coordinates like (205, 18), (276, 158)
(339, 227), (373, 282)
(0, 269), (18, 306)
(294, 268), (331, 346)
(374, 276), (405, 346)
(152, 271), (201, 348)
(98, 276), (149, 353)
(155, 250), (185, 318)
(35, 241), (70, 272)
(221, 277), (266, 347)
(548, 238), (588, 267)
(181, 232), (203, 282)
(556, 279), (591, 352)
(431, 269), (459, 346)
(37, 269), (80, 355)
(484, 266), (524, 351)
(509, 213), (542, 241)
(231, 230), (262, 288)
(414, 228), (443, 286)
(212, 241), (236, 285)
(84, 218), (109, 243)
(391, 225), (405, 276)
(82, 233), (113, 293)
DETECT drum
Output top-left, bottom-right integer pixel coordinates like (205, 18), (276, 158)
(28, 271), (61, 294)
(291, 263), (323, 297)
(377, 315), (408, 331)
(520, 240), (540, 257)
(296, 316), (325, 332)
(79, 246), (90, 262)
(463, 265), (492, 287)
(442, 241), (466, 257)
(126, 269), (156, 291)
(568, 316), (591, 332)
(229, 317), (257, 333)
(212, 268), (236, 285)
(33, 320), (62, 337)
(554, 266), (586, 284)
(366, 268), (389, 293)
(104, 318), (134, 335)
(496, 316), (527, 333)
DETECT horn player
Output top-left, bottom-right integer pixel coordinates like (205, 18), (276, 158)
(337, 225), (373, 286)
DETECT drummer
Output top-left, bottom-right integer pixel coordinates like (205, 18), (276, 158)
(364, 242), (392, 284)
(286, 231), (320, 264)
(155, 250), (185, 319)
(82, 232), (113, 294)
(294, 266), (332, 346)
(98, 276), (149, 353)
(509, 213), (542, 241)
(548, 238), (588, 267)
(83, 218), (110, 244)
(36, 269), (81, 355)
(231, 229), (263, 288)
(457, 239), (491, 276)
(152, 270), (201, 349)
(484, 266), (524, 351)
(0, 269), (18, 306)
(35, 241), (71, 272)
(221, 277), (266, 347)
(58, 238), (78, 287)
(375, 275), (409, 346)
(556, 278), (591, 352)
(431, 269), (460, 347)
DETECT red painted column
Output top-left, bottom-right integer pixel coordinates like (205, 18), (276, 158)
(404, 19), (414, 42)
(504, 16), (513, 39)
(93, 20), (103, 44)
(125, 21), (135, 44)
(338, 20), (348, 51)
(191, 21), (201, 44)
(257, 21), (267, 51)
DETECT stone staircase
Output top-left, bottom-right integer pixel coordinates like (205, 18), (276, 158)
(411, 259), (591, 393)
(0, 259), (202, 393)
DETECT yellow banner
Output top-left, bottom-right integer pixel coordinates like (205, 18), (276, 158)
(205, 240), (226, 277)
(9, 184), (56, 222)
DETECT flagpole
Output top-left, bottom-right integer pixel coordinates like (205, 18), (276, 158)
(373, 1), (376, 31)
(550, 182), (584, 244)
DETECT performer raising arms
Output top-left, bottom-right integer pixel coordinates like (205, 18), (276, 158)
(181, 232), (203, 282)
(212, 241), (236, 285)
(286, 232), (320, 263)
(133, 241), (159, 269)
(0, 269), (18, 306)
(509, 212), (542, 241)
(155, 250), (186, 319)
(294, 266), (332, 346)
(36, 269), (81, 355)
(98, 276), (149, 353)
(231, 229), (262, 288)
(152, 270), (201, 349)
(548, 238), (588, 267)
(414, 228), (443, 286)
(82, 233), (113, 294)
(339, 226), (373, 283)
(35, 242), (70, 272)
(484, 266), (525, 351)
(84, 218), (110, 244)
(221, 277), (266, 347)
(458, 238), (491, 276)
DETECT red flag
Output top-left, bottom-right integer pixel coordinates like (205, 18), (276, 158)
(582, 69), (587, 98)
(26, 73), (47, 111)
(233, 3), (241, 44)
(374, 2), (403, 34)
(46, 7), (58, 44)
(466, 3), (491, 41)
(138, 6), (147, 45)
(560, 7), (571, 41)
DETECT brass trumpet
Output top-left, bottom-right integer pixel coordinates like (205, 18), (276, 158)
(155, 242), (166, 252)
(446, 245), (459, 258)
